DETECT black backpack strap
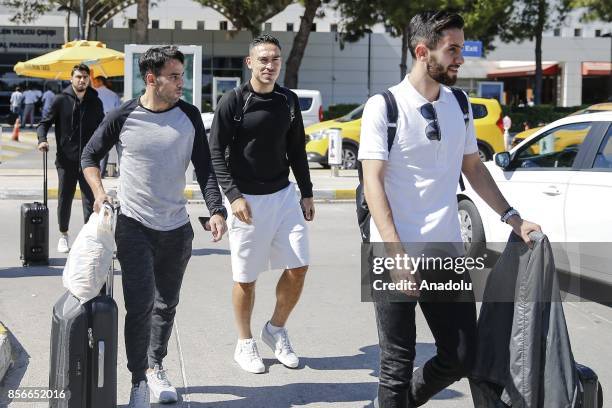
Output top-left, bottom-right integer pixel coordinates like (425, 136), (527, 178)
(450, 87), (469, 129)
(233, 86), (244, 124)
(380, 90), (398, 152)
(356, 90), (398, 183)
(276, 86), (296, 123)
(451, 87), (469, 192)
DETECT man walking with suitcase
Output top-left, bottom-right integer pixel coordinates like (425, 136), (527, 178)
(37, 64), (104, 253)
(209, 34), (314, 374)
(82, 46), (227, 407)
(358, 11), (541, 407)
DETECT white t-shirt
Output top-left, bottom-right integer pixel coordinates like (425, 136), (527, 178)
(358, 77), (478, 245)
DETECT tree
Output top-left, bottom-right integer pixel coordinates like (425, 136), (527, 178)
(135, 0), (149, 43)
(284, 0), (326, 88)
(571, 0), (612, 22)
(193, 0), (292, 37)
(335, 0), (466, 81)
(498, 0), (572, 104)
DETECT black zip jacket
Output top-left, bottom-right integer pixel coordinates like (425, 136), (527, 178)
(37, 85), (104, 165)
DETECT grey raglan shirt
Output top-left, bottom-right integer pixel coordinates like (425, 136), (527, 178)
(82, 98), (226, 231)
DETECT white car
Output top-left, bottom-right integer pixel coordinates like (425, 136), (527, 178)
(458, 112), (612, 298)
(201, 88), (323, 136)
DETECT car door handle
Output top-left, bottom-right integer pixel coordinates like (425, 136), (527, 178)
(542, 185), (561, 196)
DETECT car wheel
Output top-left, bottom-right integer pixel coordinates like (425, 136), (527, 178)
(477, 143), (492, 162)
(458, 199), (486, 258)
(342, 144), (358, 170)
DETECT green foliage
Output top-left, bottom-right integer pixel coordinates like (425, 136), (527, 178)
(193, 0), (292, 37)
(1, 0), (55, 24)
(502, 104), (590, 132)
(571, 0), (612, 22)
(323, 103), (360, 120)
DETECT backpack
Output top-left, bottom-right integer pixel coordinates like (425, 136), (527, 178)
(231, 85), (295, 127)
(225, 85), (296, 166)
(356, 87), (471, 243)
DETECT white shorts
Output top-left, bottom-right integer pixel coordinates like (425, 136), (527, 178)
(226, 183), (310, 283)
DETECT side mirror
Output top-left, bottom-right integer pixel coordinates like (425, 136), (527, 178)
(494, 152), (511, 169)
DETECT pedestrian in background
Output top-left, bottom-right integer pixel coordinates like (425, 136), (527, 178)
(9, 86), (23, 125)
(41, 85), (56, 119)
(92, 75), (121, 177)
(37, 64), (104, 253)
(23, 84), (42, 128)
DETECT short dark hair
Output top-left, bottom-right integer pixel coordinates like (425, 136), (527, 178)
(249, 34), (281, 53)
(71, 63), (90, 77)
(138, 45), (184, 81)
(408, 11), (464, 59)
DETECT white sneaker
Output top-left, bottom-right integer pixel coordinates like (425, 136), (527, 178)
(57, 234), (70, 253)
(128, 380), (150, 408)
(146, 364), (178, 403)
(261, 321), (299, 368)
(234, 338), (265, 373)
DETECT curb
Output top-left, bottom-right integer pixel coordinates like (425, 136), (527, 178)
(0, 187), (358, 202)
(0, 321), (12, 382)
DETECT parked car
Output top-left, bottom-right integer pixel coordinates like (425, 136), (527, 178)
(201, 88), (323, 137)
(511, 102), (612, 147)
(305, 96), (504, 169)
(458, 112), (612, 295)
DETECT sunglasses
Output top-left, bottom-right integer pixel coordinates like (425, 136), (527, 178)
(419, 103), (441, 141)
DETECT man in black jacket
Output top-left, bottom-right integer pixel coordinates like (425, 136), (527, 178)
(209, 34), (314, 374)
(37, 64), (104, 253)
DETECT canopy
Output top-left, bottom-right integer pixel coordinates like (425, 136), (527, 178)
(14, 40), (124, 80)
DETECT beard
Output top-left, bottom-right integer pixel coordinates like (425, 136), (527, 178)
(426, 55), (459, 86)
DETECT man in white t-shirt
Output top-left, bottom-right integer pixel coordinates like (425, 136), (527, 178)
(359, 11), (541, 407)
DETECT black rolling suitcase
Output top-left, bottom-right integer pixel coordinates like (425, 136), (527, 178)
(575, 363), (603, 408)
(20, 151), (49, 266)
(49, 245), (118, 408)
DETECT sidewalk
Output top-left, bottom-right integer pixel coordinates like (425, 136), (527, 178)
(0, 169), (358, 201)
(0, 130), (39, 163)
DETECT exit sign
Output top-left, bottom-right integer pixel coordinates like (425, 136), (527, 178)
(463, 41), (482, 58)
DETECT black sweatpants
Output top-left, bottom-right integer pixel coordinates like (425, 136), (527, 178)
(56, 161), (94, 233)
(115, 214), (194, 383)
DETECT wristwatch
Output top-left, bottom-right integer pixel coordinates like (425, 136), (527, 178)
(500, 207), (520, 224)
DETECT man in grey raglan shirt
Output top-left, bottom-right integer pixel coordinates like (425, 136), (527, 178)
(82, 46), (227, 408)
(209, 34), (314, 375)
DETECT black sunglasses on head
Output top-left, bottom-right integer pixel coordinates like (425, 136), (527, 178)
(419, 103), (441, 141)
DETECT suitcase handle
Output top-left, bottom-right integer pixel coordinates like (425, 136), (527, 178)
(43, 150), (47, 207)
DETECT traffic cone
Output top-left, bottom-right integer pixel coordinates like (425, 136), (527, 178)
(12, 117), (20, 141)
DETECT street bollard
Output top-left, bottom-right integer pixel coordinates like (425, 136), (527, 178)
(327, 128), (343, 178)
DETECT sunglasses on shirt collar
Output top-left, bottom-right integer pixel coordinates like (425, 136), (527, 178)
(419, 103), (441, 141)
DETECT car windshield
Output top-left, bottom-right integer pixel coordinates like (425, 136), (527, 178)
(337, 104), (364, 122)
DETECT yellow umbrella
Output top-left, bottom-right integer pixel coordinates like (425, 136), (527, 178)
(14, 40), (124, 80)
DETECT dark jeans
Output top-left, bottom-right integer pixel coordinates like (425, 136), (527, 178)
(374, 269), (477, 407)
(56, 161), (94, 233)
(115, 214), (194, 383)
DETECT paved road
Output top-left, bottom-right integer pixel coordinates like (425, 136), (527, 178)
(0, 201), (610, 407)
